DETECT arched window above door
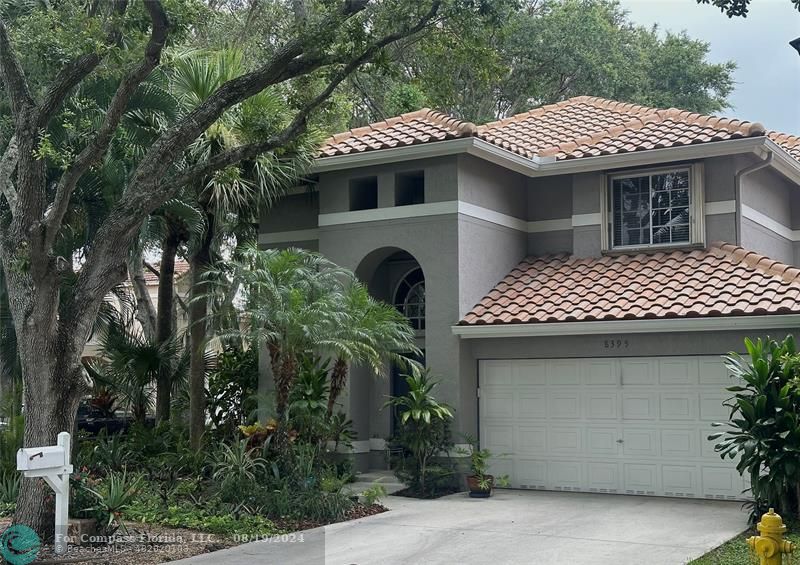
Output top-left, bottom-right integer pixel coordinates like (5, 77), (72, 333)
(394, 267), (425, 331)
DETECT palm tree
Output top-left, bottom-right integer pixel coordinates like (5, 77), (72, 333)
(323, 282), (420, 418)
(212, 245), (351, 418)
(166, 49), (318, 447)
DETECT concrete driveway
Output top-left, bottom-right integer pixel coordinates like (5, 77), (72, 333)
(170, 490), (747, 565)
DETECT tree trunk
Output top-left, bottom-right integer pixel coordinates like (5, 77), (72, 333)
(188, 214), (213, 449)
(12, 327), (86, 538)
(155, 231), (179, 423)
(327, 357), (348, 418)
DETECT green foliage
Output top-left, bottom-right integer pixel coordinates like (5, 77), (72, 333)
(289, 356), (331, 445)
(207, 346), (259, 439)
(352, 0), (736, 123)
(360, 483), (387, 506)
(710, 336), (800, 518)
(460, 435), (510, 491)
(698, 0), (800, 17)
(211, 440), (267, 486)
(0, 414), (23, 475)
(0, 471), (19, 505)
(83, 470), (143, 535)
(385, 371), (457, 497)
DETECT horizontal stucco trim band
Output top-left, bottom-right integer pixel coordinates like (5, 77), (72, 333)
(319, 201), (601, 231)
(452, 314), (800, 338)
(741, 204), (800, 242)
(258, 228), (320, 244)
(705, 200), (736, 215)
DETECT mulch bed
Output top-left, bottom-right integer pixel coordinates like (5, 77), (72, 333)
(392, 486), (462, 499)
(1, 504), (387, 565)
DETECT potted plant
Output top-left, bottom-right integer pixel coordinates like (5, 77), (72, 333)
(460, 436), (508, 498)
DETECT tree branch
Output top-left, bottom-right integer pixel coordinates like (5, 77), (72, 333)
(0, 19), (33, 118)
(70, 0), (443, 315)
(36, 1), (131, 128)
(44, 0), (169, 251)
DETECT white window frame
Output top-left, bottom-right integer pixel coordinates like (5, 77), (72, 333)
(602, 163), (705, 252)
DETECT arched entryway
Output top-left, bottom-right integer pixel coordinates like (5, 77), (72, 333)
(350, 247), (426, 468)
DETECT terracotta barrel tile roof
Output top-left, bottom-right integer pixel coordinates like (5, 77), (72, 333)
(459, 243), (800, 326)
(319, 109), (477, 157)
(318, 96), (791, 163)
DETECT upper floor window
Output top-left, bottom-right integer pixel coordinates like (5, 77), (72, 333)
(607, 166), (703, 250)
(395, 170), (425, 206)
(349, 176), (378, 211)
(394, 267), (425, 331)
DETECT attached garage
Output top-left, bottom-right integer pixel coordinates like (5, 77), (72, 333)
(479, 356), (746, 500)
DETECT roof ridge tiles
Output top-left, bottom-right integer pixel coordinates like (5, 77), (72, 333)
(711, 242), (800, 286)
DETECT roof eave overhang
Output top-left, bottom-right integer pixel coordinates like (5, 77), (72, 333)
(313, 136), (790, 179)
(451, 314), (800, 338)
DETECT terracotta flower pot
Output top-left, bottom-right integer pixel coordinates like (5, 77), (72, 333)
(467, 474), (494, 498)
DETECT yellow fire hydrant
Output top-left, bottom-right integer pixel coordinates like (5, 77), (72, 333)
(747, 508), (795, 565)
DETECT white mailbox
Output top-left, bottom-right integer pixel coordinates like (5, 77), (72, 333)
(17, 445), (67, 472)
(16, 432), (73, 555)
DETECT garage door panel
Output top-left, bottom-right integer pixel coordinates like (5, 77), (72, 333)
(481, 360), (515, 385)
(661, 429), (697, 458)
(515, 459), (547, 489)
(548, 427), (582, 454)
(702, 467), (744, 499)
(482, 392), (515, 420)
(699, 394), (730, 421)
(663, 465), (699, 497)
(660, 393), (698, 421)
(586, 427), (620, 456)
(516, 426), (547, 454)
(582, 359), (618, 386)
(516, 393), (547, 419)
(483, 425), (514, 453)
(479, 356), (745, 501)
(513, 360), (547, 386)
(624, 463), (658, 495)
(585, 392), (619, 419)
(621, 359), (657, 385)
(549, 461), (582, 491)
(659, 357), (699, 385)
(622, 428), (659, 457)
(699, 358), (732, 384)
(547, 360), (581, 385)
(548, 391), (581, 419)
(587, 462), (620, 493)
(622, 392), (658, 420)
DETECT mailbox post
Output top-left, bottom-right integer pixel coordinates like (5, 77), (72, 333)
(16, 432), (73, 554)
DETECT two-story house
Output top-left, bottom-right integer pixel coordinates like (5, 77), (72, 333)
(259, 96), (800, 501)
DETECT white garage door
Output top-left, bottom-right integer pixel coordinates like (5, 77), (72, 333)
(479, 356), (746, 500)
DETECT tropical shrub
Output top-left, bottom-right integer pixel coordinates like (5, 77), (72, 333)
(83, 470), (143, 535)
(385, 371), (456, 497)
(0, 414), (23, 475)
(208, 347), (259, 439)
(710, 336), (800, 518)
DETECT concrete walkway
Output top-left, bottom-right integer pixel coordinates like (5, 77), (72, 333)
(170, 490), (747, 565)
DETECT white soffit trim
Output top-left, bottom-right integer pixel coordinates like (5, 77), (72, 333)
(258, 229), (320, 244)
(572, 213), (602, 227)
(457, 201), (528, 231)
(452, 314), (800, 338)
(705, 200), (736, 215)
(528, 218), (572, 233)
(741, 204), (800, 242)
